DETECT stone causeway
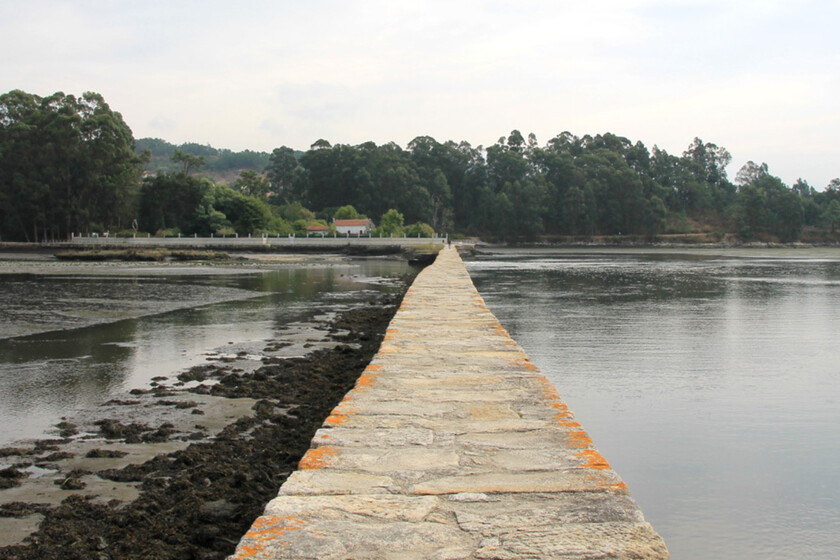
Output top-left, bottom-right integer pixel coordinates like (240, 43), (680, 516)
(230, 246), (669, 559)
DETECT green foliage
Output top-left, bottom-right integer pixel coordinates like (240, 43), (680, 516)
(137, 173), (290, 236)
(232, 170), (270, 198)
(405, 222), (435, 237)
(138, 173), (207, 234)
(822, 200), (840, 232)
(377, 209), (405, 236)
(210, 184), (280, 235)
(334, 205), (362, 220)
(278, 202), (315, 223)
(171, 149), (205, 175)
(0, 89), (144, 241)
(134, 138), (270, 177)
(265, 146), (300, 204)
(4, 97), (834, 244)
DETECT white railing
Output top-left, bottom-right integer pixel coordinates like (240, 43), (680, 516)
(66, 233), (445, 247)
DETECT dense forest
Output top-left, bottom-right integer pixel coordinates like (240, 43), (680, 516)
(3, 89), (840, 243)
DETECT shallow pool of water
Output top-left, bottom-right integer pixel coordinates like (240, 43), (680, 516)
(0, 258), (411, 445)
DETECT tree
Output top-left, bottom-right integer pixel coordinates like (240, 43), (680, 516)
(138, 173), (207, 233)
(792, 178), (814, 198)
(405, 222), (435, 237)
(683, 137), (732, 187)
(563, 186), (587, 235)
(644, 195), (668, 237)
(232, 170), (269, 198)
(171, 149), (205, 175)
(334, 205), (361, 220)
(735, 161), (769, 187)
(0, 89), (143, 241)
(265, 146), (299, 203)
(378, 209), (404, 236)
(822, 200), (840, 233)
(212, 184), (278, 234)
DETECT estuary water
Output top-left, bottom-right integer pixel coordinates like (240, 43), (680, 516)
(0, 256), (411, 446)
(466, 248), (840, 560)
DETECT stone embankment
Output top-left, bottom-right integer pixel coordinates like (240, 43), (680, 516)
(230, 246), (668, 559)
(60, 235), (443, 250)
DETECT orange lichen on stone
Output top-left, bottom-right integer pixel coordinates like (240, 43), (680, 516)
(509, 357), (538, 371)
(606, 481), (629, 492)
(356, 372), (379, 388)
(299, 446), (339, 469)
(490, 322), (506, 334)
(568, 430), (594, 448)
(576, 449), (611, 470)
(553, 415), (581, 428)
(324, 408), (356, 426)
(538, 377), (561, 400)
(231, 515), (304, 558)
(548, 400), (568, 413)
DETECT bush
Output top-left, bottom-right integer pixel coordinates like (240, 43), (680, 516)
(405, 222), (435, 237)
(154, 228), (181, 237)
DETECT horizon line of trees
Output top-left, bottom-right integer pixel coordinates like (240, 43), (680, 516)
(4, 89), (840, 243)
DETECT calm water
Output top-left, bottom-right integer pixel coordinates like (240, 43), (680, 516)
(466, 248), (840, 560)
(0, 258), (411, 446)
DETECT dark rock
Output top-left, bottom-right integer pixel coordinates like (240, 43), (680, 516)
(197, 500), (238, 522)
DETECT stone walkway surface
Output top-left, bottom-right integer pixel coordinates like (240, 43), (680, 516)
(230, 247), (669, 559)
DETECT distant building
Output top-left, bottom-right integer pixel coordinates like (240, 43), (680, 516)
(307, 224), (329, 237)
(334, 219), (374, 236)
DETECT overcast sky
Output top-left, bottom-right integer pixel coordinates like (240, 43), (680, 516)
(2, 0), (838, 187)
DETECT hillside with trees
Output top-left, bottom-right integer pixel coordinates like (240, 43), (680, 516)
(3, 89), (840, 243)
(135, 138), (273, 183)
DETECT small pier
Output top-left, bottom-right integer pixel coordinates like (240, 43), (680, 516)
(231, 246), (668, 559)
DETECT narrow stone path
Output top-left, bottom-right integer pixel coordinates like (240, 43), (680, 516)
(230, 247), (668, 559)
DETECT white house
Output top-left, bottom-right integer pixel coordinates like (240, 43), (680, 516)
(334, 219), (374, 236)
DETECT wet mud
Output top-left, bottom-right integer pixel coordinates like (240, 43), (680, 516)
(0, 289), (406, 560)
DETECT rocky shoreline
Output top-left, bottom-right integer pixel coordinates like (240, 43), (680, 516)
(0, 289), (407, 560)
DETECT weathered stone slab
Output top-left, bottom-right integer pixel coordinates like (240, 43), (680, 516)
(473, 523), (669, 560)
(409, 470), (628, 496)
(456, 428), (582, 449)
(231, 515), (476, 560)
(279, 471), (393, 496)
(304, 446), (461, 474)
(446, 493), (646, 529)
(264, 495), (441, 522)
(313, 426), (435, 447)
(356, 387), (531, 403)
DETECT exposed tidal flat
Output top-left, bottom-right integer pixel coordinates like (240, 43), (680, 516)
(0, 251), (415, 558)
(466, 247), (840, 560)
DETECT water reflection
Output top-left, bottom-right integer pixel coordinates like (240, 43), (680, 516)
(0, 260), (410, 445)
(467, 249), (840, 560)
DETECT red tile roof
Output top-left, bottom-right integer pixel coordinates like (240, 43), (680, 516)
(334, 219), (371, 227)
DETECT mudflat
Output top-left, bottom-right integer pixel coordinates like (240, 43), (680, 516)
(0, 283), (407, 559)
